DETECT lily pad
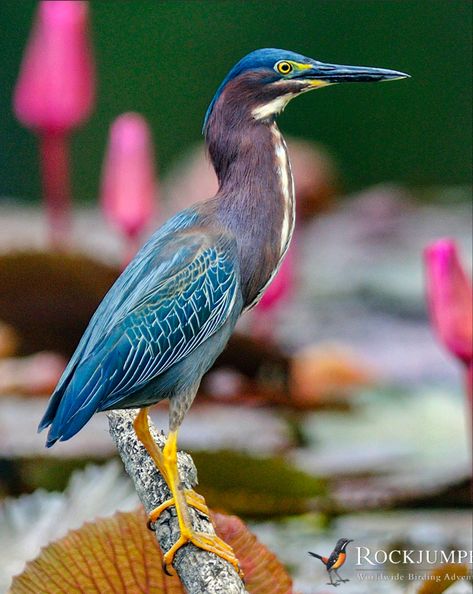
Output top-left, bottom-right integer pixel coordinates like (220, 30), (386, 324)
(192, 450), (327, 518)
(0, 251), (118, 355)
(11, 508), (295, 594)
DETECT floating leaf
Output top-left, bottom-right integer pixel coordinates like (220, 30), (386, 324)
(0, 251), (118, 356)
(212, 512), (293, 594)
(416, 563), (470, 594)
(11, 507), (294, 594)
(192, 450), (326, 517)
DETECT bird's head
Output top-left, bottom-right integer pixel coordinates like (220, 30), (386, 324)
(203, 48), (409, 131)
(336, 538), (354, 551)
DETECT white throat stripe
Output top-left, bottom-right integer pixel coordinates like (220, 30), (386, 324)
(252, 94), (296, 120)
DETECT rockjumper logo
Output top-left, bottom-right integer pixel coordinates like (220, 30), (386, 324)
(309, 538), (353, 587)
(355, 545), (473, 586)
(356, 547), (473, 566)
(308, 541), (472, 588)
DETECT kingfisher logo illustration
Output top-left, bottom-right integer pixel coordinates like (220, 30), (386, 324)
(309, 538), (353, 587)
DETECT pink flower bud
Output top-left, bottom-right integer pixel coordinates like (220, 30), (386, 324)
(13, 1), (95, 134)
(101, 113), (157, 241)
(467, 361), (472, 408)
(424, 239), (473, 366)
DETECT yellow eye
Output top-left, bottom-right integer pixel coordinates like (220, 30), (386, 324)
(276, 61), (293, 75)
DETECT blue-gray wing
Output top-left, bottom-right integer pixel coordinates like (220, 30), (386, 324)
(41, 225), (241, 445)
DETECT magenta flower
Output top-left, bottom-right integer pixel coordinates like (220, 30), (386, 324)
(13, 1), (95, 247)
(101, 113), (157, 265)
(424, 239), (473, 406)
(425, 239), (472, 364)
(14, 1), (94, 133)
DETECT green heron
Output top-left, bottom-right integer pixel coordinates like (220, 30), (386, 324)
(309, 538), (353, 587)
(39, 48), (408, 575)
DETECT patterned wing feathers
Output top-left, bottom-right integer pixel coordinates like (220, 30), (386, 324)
(42, 230), (240, 445)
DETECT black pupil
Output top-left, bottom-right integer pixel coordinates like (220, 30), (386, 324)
(281, 63), (290, 72)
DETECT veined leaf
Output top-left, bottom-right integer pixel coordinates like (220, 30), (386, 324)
(211, 512), (294, 594)
(11, 507), (294, 594)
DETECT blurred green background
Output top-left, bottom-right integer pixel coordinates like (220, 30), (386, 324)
(0, 0), (471, 202)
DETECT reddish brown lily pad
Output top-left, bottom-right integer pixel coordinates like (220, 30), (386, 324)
(11, 508), (294, 594)
(0, 251), (118, 356)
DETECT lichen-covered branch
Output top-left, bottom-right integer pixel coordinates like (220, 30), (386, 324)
(107, 410), (248, 594)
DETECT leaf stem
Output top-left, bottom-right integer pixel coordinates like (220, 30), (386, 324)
(39, 132), (72, 249)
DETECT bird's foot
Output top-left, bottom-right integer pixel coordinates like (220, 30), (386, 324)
(137, 425), (242, 578)
(338, 579), (349, 583)
(162, 529), (243, 578)
(147, 489), (209, 529)
(327, 582), (340, 587)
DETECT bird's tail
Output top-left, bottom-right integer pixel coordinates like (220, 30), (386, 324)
(39, 357), (107, 447)
(308, 552), (326, 564)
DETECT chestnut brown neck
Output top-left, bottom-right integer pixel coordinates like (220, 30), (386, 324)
(203, 75), (295, 307)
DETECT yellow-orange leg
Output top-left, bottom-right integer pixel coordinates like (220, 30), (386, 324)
(133, 409), (242, 578)
(134, 409), (205, 521)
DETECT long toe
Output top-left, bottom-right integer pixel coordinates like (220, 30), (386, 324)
(147, 489), (210, 528)
(163, 531), (242, 578)
(147, 498), (176, 530)
(183, 489), (210, 515)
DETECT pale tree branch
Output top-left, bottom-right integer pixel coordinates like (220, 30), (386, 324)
(107, 410), (248, 594)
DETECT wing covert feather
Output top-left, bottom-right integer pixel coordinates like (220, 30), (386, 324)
(63, 228), (241, 413)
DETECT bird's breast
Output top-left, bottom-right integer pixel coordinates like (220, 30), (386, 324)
(331, 552), (346, 569)
(271, 123), (295, 256)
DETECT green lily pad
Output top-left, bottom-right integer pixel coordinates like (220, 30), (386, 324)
(191, 450), (327, 518)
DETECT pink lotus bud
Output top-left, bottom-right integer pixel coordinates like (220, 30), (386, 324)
(424, 239), (473, 366)
(13, 1), (95, 134)
(467, 361), (472, 408)
(101, 113), (157, 241)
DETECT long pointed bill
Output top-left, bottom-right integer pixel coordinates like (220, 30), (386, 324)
(304, 62), (410, 84)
